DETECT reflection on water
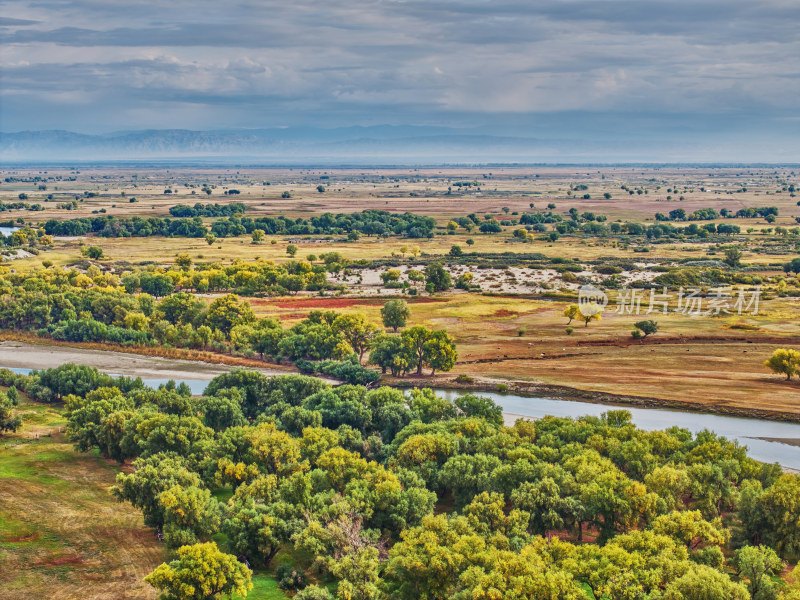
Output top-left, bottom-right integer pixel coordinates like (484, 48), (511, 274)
(434, 389), (800, 470)
(5, 365), (798, 468)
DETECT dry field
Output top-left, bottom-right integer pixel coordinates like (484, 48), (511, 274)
(252, 292), (800, 417)
(3, 165), (800, 224)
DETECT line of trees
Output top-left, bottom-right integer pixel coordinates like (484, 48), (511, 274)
(40, 209), (438, 240)
(0, 266), (458, 383)
(168, 202), (247, 217)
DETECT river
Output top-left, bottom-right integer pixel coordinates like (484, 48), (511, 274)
(433, 389), (800, 470)
(2, 342), (799, 469)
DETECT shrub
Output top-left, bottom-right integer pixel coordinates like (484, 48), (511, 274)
(299, 355), (381, 385)
(276, 563), (306, 591)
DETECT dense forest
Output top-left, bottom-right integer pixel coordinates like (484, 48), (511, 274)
(3, 365), (799, 599)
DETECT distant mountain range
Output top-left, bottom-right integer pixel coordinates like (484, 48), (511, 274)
(0, 126), (670, 163)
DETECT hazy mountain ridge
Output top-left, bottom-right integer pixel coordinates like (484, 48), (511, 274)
(0, 127), (661, 163)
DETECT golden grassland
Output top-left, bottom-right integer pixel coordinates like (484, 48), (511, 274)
(9, 226), (800, 274)
(251, 291), (800, 416)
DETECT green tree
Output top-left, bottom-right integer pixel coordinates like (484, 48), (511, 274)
(140, 272), (175, 298)
(175, 253), (193, 270)
(739, 474), (800, 557)
(286, 244), (298, 257)
(0, 394), (21, 435)
(205, 234), (217, 246)
(251, 229), (265, 243)
(201, 392), (247, 431)
(145, 542), (252, 600)
(295, 586), (335, 600)
(369, 333), (410, 376)
(649, 510), (728, 549)
(66, 391), (132, 457)
(37, 363), (114, 402)
(158, 292), (207, 327)
(224, 498), (288, 568)
(333, 313), (379, 362)
(159, 485), (222, 548)
(6, 386), (18, 406)
(381, 299), (410, 331)
(634, 320), (659, 337)
(206, 294), (255, 335)
(424, 263), (451, 292)
(329, 547), (386, 600)
(401, 325), (431, 375)
(510, 477), (576, 535)
(277, 273), (305, 295)
(454, 393), (502, 425)
(734, 545), (781, 600)
(784, 258), (800, 275)
(724, 246), (743, 268)
(380, 269), (401, 285)
(662, 565), (749, 600)
(114, 454), (202, 529)
(422, 329), (457, 375)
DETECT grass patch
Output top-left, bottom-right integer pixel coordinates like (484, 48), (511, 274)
(235, 572), (289, 600)
(0, 401), (164, 599)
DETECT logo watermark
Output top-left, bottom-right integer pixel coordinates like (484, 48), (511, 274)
(578, 285), (608, 316)
(580, 285), (761, 316)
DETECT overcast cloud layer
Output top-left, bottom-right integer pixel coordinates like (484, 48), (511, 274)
(1, 0), (799, 160)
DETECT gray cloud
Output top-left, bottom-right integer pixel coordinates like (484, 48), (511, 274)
(0, 0), (798, 159)
(0, 17), (40, 26)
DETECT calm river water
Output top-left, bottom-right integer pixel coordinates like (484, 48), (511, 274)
(7, 366), (800, 469)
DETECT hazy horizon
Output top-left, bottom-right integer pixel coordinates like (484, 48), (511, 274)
(1, 1), (799, 161)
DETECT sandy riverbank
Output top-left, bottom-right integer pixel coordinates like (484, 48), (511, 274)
(754, 437), (800, 448)
(0, 341), (289, 381)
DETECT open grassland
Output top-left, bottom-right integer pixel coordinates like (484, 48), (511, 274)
(253, 292), (800, 417)
(7, 222), (799, 276)
(0, 391), (290, 600)
(4, 165), (800, 223)
(0, 393), (163, 599)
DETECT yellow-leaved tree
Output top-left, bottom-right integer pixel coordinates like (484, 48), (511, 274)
(145, 542), (252, 600)
(764, 348), (800, 380)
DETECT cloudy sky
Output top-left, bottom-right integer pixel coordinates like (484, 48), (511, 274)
(1, 0), (799, 155)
